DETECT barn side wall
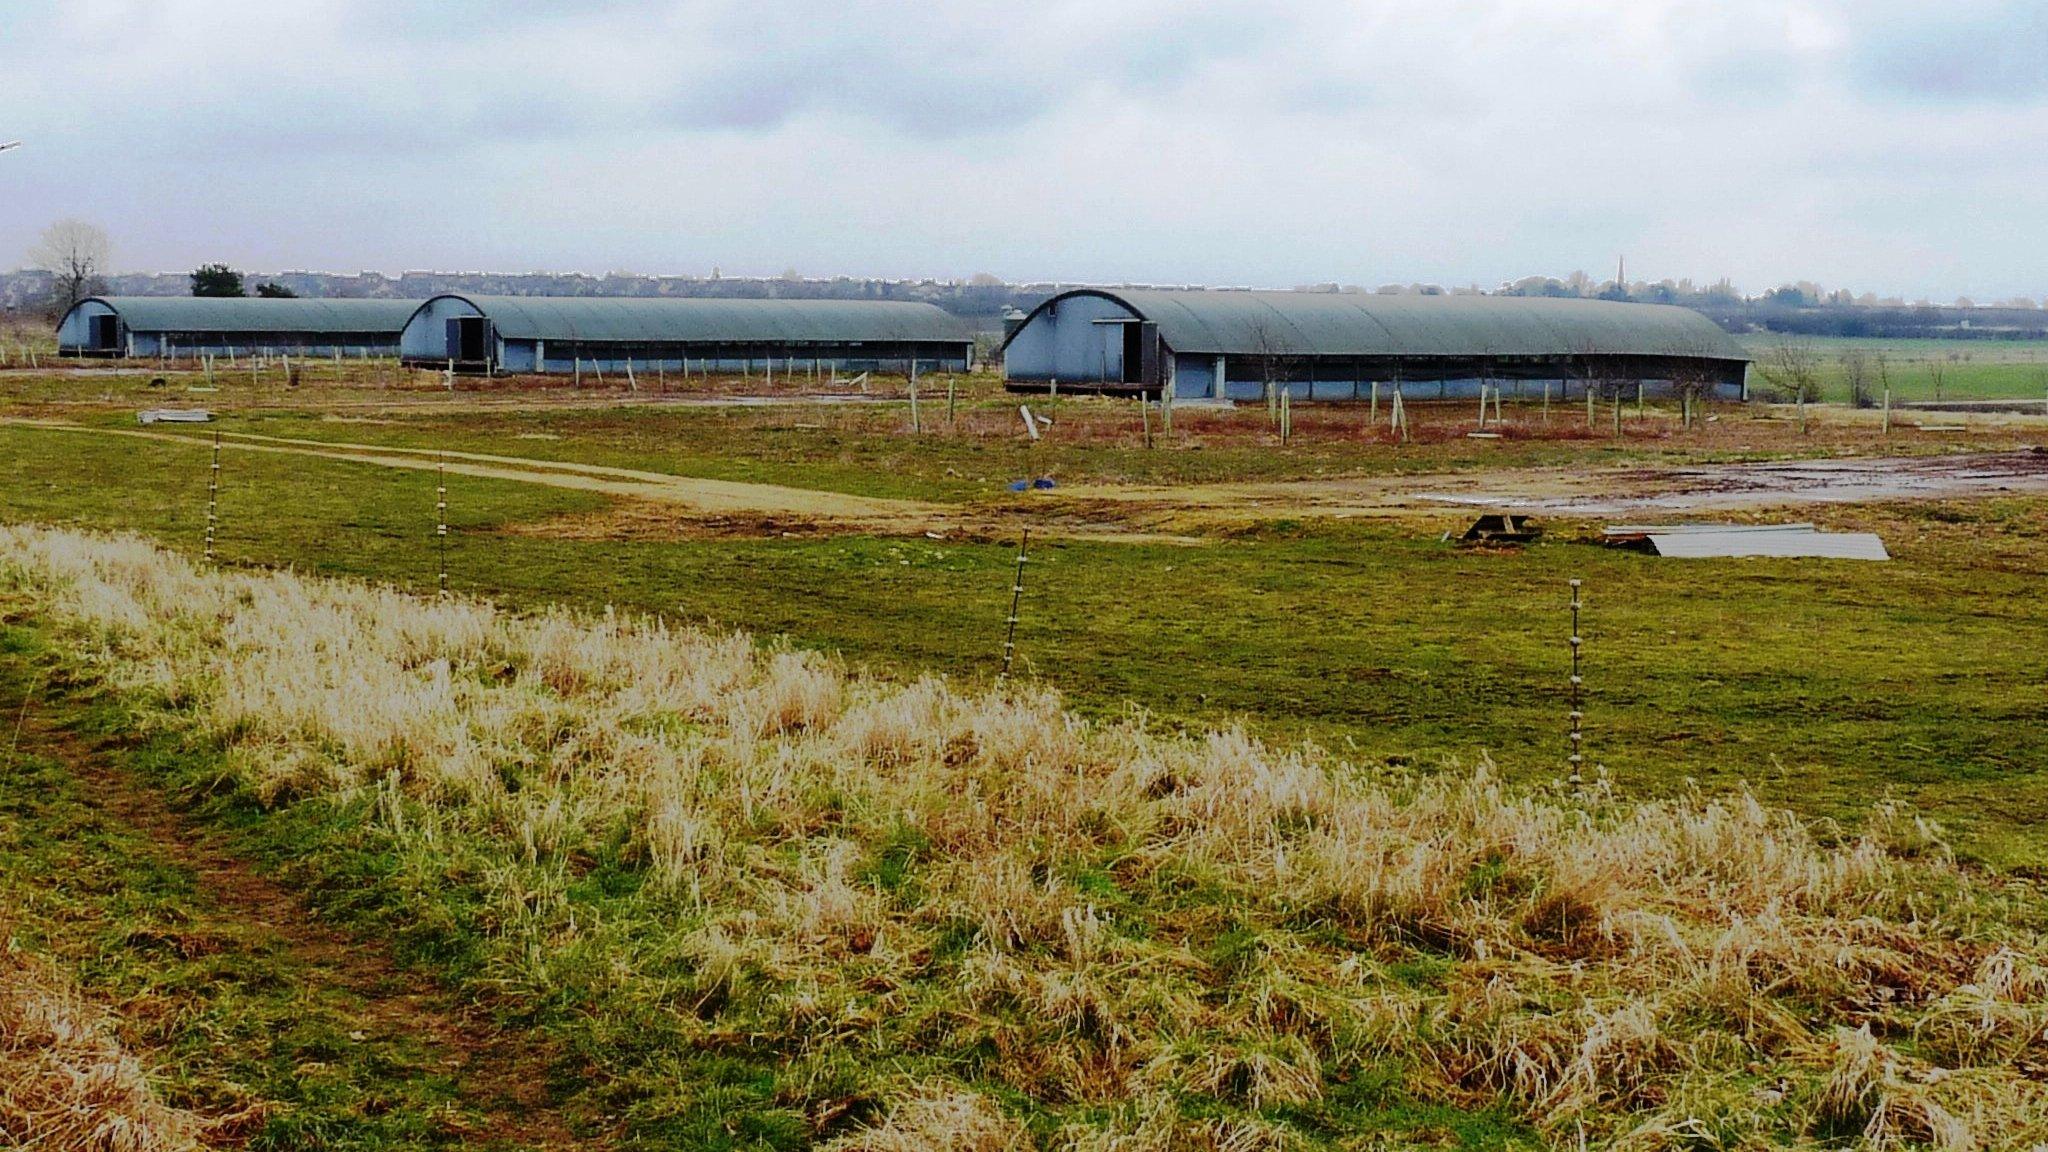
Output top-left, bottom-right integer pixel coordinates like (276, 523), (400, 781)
(1164, 351), (1745, 401)
(135, 334), (403, 358)
(520, 342), (972, 377)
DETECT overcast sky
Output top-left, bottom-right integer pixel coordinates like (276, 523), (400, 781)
(3, 0), (2044, 299)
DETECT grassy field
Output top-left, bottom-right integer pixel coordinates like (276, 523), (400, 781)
(1741, 334), (2048, 403)
(5, 525), (2045, 1150)
(3, 387), (2048, 868)
(6, 362), (2048, 1147)
(9, 362), (2047, 509)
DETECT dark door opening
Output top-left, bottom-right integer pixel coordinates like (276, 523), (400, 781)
(446, 316), (490, 364)
(89, 314), (119, 350)
(1120, 321), (1158, 386)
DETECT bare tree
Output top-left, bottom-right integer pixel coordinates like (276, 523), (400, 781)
(1245, 318), (1302, 418)
(1756, 337), (1821, 404)
(1568, 336), (1607, 404)
(1664, 336), (1734, 424)
(1925, 356), (1946, 404)
(1839, 348), (1875, 409)
(29, 219), (110, 313)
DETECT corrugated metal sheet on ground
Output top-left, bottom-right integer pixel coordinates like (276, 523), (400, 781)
(1614, 523), (1890, 560)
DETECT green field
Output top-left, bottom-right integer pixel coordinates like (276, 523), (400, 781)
(8, 521), (2044, 1151)
(4, 399), (2046, 869)
(8, 368), (2048, 1149)
(1741, 334), (2048, 403)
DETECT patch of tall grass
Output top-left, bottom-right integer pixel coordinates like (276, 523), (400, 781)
(0, 933), (210, 1151)
(4, 522), (2045, 1148)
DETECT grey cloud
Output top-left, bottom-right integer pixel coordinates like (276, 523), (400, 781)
(3, 0), (2047, 301)
(1848, 4), (2048, 102)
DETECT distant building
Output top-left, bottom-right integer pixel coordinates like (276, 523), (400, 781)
(399, 294), (975, 376)
(56, 297), (420, 358)
(1001, 289), (1750, 400)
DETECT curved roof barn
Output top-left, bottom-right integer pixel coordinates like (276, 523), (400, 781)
(1002, 288), (1749, 399)
(58, 296), (419, 357)
(421, 295), (971, 344)
(1008, 289), (1745, 359)
(66, 296), (420, 334)
(400, 294), (976, 375)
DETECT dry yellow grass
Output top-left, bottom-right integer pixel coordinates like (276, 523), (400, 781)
(0, 934), (208, 1151)
(4, 522), (2047, 1149)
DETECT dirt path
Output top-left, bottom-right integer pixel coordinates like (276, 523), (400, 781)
(6, 681), (599, 1151)
(2, 417), (942, 530)
(0, 417), (1208, 544)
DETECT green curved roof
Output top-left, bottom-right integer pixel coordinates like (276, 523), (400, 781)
(1023, 289), (1748, 360)
(76, 296), (420, 334)
(431, 295), (972, 344)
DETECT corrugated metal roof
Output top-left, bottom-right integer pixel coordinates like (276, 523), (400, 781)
(433, 295), (972, 344)
(79, 296), (420, 334)
(1017, 289), (1748, 361)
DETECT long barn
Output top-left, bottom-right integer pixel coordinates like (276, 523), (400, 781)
(399, 294), (975, 376)
(57, 297), (421, 359)
(1001, 289), (1750, 400)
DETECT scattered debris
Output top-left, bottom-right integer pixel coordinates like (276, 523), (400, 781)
(137, 409), (213, 424)
(1460, 513), (1542, 545)
(1007, 477), (1057, 492)
(1603, 522), (1888, 560)
(1465, 432), (1502, 440)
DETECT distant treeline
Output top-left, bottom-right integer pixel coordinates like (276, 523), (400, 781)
(1700, 302), (2048, 341)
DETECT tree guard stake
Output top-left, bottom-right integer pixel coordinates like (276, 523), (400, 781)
(204, 431), (221, 563)
(1568, 578), (1584, 792)
(999, 529), (1031, 681)
(436, 458), (450, 598)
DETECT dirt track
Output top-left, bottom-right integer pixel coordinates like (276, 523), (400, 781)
(1, 419), (1205, 543)
(4, 418), (946, 531)
(3, 665), (596, 1150)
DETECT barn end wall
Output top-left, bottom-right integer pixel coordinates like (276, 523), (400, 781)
(1002, 292), (1138, 384)
(399, 296), (487, 362)
(55, 300), (118, 351)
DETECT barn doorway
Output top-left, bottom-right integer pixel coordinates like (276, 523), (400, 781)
(446, 316), (489, 364)
(1119, 320), (1157, 386)
(89, 314), (119, 351)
